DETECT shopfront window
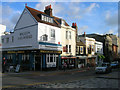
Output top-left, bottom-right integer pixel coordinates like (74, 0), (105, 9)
(69, 45), (71, 53)
(66, 45), (68, 53)
(50, 55), (53, 62)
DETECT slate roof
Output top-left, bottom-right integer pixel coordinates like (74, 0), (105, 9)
(76, 41), (85, 46)
(26, 6), (69, 28)
(109, 35), (118, 46)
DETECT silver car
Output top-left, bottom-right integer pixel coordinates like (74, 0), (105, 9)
(95, 63), (112, 74)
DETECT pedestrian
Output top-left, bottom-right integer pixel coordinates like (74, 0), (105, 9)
(63, 62), (67, 71)
(2, 57), (6, 73)
(87, 63), (90, 70)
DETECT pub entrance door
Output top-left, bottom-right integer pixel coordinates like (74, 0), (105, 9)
(35, 55), (42, 71)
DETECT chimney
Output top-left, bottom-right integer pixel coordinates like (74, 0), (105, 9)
(83, 32), (86, 37)
(72, 22), (77, 30)
(44, 5), (52, 16)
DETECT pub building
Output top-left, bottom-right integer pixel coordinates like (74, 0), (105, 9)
(2, 5), (63, 71)
(1, 5), (78, 71)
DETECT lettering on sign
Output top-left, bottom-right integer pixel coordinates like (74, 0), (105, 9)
(40, 50), (61, 54)
(7, 51), (24, 53)
(41, 14), (53, 23)
(18, 31), (32, 40)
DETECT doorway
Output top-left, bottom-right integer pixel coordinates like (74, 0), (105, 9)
(35, 55), (42, 71)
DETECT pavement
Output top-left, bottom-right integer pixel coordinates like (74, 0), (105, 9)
(1, 67), (91, 76)
(1, 67), (120, 89)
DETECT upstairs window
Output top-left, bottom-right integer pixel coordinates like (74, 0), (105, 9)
(51, 29), (55, 38)
(66, 45), (68, 53)
(66, 31), (68, 39)
(69, 31), (71, 39)
(12, 36), (14, 42)
(2, 39), (4, 43)
(66, 31), (71, 39)
(42, 34), (48, 41)
(69, 45), (71, 52)
(6, 37), (9, 43)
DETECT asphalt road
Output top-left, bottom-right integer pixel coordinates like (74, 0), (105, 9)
(1, 67), (120, 89)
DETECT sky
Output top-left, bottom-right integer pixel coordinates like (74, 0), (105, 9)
(0, 1), (118, 36)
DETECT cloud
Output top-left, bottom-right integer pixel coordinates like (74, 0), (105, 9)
(35, 2), (64, 16)
(105, 11), (118, 27)
(1, 5), (21, 31)
(2, 6), (13, 17)
(66, 3), (100, 20)
(84, 3), (99, 13)
(11, 12), (21, 24)
(104, 29), (114, 34)
(78, 26), (88, 35)
(2, 18), (15, 31)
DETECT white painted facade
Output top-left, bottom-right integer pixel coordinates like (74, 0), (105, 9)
(60, 20), (76, 56)
(1, 7), (62, 69)
(0, 24), (6, 36)
(1, 8), (61, 52)
(80, 37), (96, 56)
(38, 22), (61, 51)
(95, 41), (103, 54)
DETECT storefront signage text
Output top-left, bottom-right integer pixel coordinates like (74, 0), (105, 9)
(18, 31), (32, 40)
(40, 50), (61, 54)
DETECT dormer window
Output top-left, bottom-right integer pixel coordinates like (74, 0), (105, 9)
(41, 14), (53, 23)
(62, 20), (65, 25)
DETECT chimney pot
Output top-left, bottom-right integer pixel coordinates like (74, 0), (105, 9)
(72, 23), (75, 26)
(84, 32), (86, 35)
(75, 23), (77, 26)
(44, 5), (52, 16)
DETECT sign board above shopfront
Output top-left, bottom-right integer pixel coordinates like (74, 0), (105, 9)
(40, 50), (62, 54)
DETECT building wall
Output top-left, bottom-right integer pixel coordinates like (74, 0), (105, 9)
(14, 8), (37, 30)
(0, 24), (6, 36)
(2, 25), (38, 51)
(38, 22), (62, 51)
(80, 37), (95, 56)
(95, 41), (103, 54)
(60, 23), (76, 56)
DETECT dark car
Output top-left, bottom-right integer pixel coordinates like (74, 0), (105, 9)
(95, 63), (112, 74)
(110, 61), (119, 69)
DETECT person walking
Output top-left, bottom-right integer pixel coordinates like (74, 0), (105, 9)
(2, 57), (6, 73)
(63, 62), (67, 72)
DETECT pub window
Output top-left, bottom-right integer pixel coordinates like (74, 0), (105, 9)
(50, 55), (53, 62)
(80, 47), (83, 53)
(12, 36), (14, 42)
(51, 29), (55, 38)
(92, 45), (94, 51)
(2, 39), (4, 43)
(69, 31), (71, 39)
(6, 37), (9, 43)
(53, 54), (56, 62)
(66, 31), (68, 39)
(46, 54), (49, 62)
(66, 45), (68, 53)
(43, 34), (48, 41)
(69, 45), (71, 52)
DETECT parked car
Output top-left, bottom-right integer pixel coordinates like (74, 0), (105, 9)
(110, 61), (119, 69)
(95, 63), (112, 74)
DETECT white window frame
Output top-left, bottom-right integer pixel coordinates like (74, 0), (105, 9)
(69, 31), (71, 39)
(51, 29), (55, 39)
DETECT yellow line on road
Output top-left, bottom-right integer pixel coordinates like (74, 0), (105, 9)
(2, 82), (49, 88)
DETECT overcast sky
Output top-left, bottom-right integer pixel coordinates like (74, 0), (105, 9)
(0, 1), (118, 35)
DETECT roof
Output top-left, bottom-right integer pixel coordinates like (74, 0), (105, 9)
(25, 6), (69, 27)
(79, 34), (105, 43)
(109, 35), (118, 46)
(76, 41), (85, 46)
